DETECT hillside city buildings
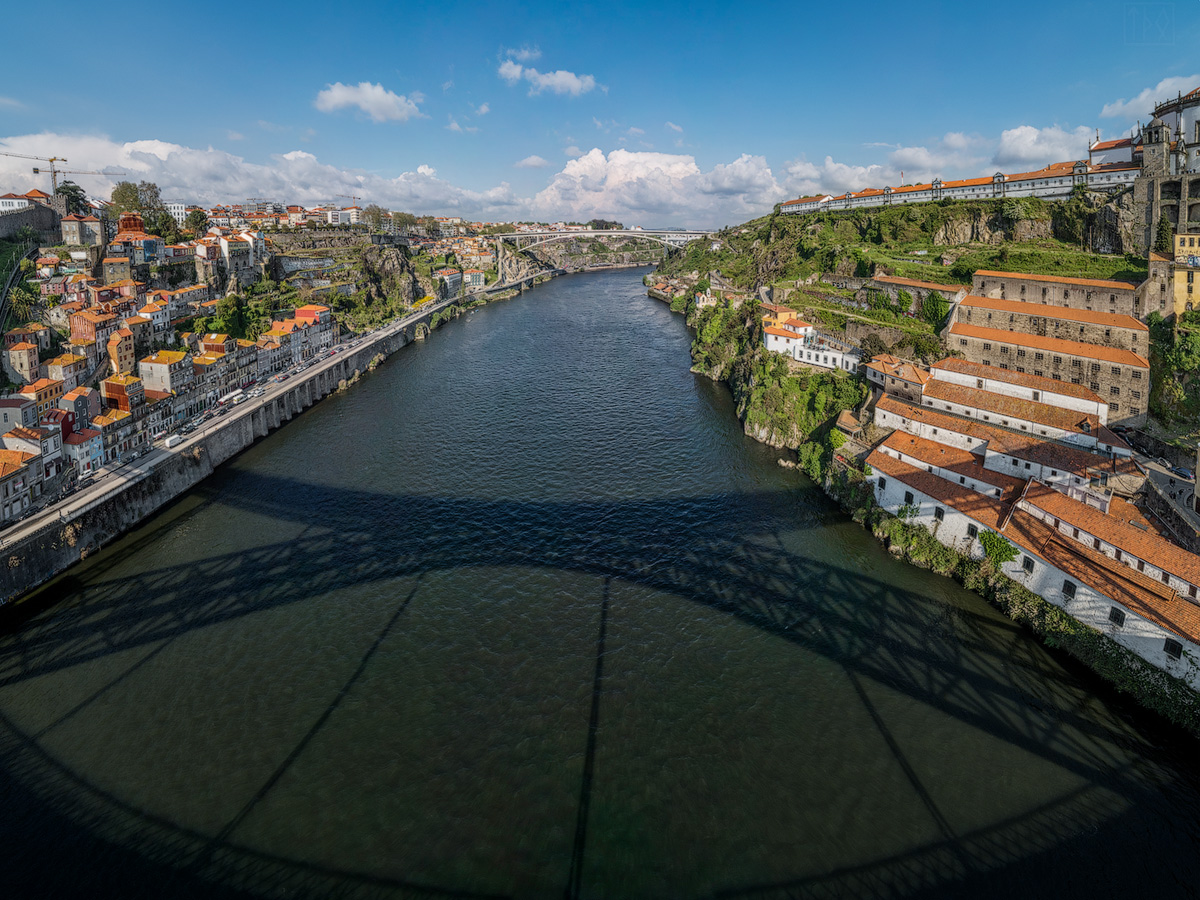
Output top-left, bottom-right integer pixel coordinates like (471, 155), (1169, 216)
(780, 86), (1200, 254)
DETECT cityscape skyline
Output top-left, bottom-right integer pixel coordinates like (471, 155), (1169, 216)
(1, 0), (1198, 227)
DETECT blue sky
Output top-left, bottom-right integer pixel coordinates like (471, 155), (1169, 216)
(1, 0), (1198, 227)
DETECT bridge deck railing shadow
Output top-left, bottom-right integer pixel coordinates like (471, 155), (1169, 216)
(0, 472), (1195, 897)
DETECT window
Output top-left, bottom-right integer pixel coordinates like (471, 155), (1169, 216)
(1111, 366), (1120, 376)
(1090, 363), (1101, 373)
(1012, 459), (1019, 467)
(1109, 403), (1119, 412)
(1162, 571), (1171, 584)
(1132, 371), (1142, 380)
(1035, 353), (1044, 362)
(1190, 585), (1197, 600)
(1000, 346), (1009, 355)
(1032, 391), (1040, 402)
(1091, 382), (1100, 392)
(982, 343), (991, 352)
(967, 524), (978, 539)
(1108, 607), (1126, 627)
(934, 507), (944, 522)
(1022, 556), (1035, 574)
(1164, 639), (1183, 661)
(976, 379), (984, 388)
(1110, 386), (1120, 396)
(1138, 560), (1145, 572)
(1017, 349), (1026, 358)
(878, 477), (887, 491)
(959, 339), (967, 347)
(1072, 359), (1081, 368)
(904, 491), (914, 505)
(1062, 580), (1076, 600)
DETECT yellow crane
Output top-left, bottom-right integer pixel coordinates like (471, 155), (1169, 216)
(0, 151), (123, 191)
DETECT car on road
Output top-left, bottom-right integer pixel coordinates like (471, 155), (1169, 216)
(1158, 457), (1171, 468)
(1172, 466), (1194, 481)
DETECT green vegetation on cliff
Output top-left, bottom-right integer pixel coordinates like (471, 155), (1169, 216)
(661, 197), (1146, 291)
(688, 298), (867, 458)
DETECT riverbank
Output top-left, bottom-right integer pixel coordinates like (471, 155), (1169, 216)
(0, 294), (471, 613)
(659, 284), (1200, 736)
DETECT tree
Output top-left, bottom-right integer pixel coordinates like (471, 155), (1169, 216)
(143, 208), (181, 244)
(920, 290), (950, 327)
(1155, 213), (1174, 254)
(110, 181), (140, 215)
(109, 180), (163, 217)
(362, 204), (387, 231)
(391, 211), (417, 232)
(55, 180), (89, 216)
(860, 332), (888, 359)
(184, 209), (209, 236)
(979, 531), (1018, 568)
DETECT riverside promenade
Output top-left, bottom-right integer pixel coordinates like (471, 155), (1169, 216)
(0, 296), (461, 607)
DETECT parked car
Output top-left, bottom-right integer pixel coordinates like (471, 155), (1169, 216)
(1172, 466), (1194, 481)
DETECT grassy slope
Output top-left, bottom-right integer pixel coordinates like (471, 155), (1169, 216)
(661, 197), (1147, 291)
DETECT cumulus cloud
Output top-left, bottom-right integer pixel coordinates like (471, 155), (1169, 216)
(475, 102), (490, 115)
(446, 116), (478, 134)
(665, 121), (683, 133)
(0, 132), (785, 227)
(564, 145), (583, 158)
(313, 81), (423, 122)
(503, 45), (541, 62)
(515, 155), (549, 168)
(497, 56), (599, 96)
(1101, 74), (1200, 119)
(532, 148), (783, 224)
(993, 124), (1092, 167)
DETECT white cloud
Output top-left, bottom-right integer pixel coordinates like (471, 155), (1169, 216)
(665, 121), (683, 133)
(626, 126), (644, 136)
(446, 116), (478, 134)
(498, 59), (598, 96)
(313, 81), (423, 123)
(0, 132), (784, 227)
(475, 102), (490, 115)
(532, 148), (783, 225)
(498, 59), (524, 85)
(515, 155), (549, 168)
(1101, 75), (1200, 119)
(226, 131), (244, 141)
(503, 45), (541, 62)
(257, 120), (288, 133)
(442, 80), (454, 92)
(993, 124), (1092, 167)
(0, 97), (23, 109)
(564, 145), (583, 158)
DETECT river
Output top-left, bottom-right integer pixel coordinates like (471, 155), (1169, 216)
(0, 269), (1198, 899)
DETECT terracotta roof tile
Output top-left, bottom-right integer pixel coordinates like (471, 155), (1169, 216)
(958, 295), (1147, 331)
(947, 322), (1149, 368)
(973, 269), (1139, 292)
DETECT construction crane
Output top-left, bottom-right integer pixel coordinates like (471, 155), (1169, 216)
(0, 151), (122, 192)
(0, 151), (70, 190)
(334, 193), (362, 206)
(33, 166), (122, 187)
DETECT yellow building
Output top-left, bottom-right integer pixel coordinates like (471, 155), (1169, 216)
(1174, 233), (1200, 315)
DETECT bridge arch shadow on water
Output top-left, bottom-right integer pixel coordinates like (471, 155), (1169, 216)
(1, 472), (1199, 899)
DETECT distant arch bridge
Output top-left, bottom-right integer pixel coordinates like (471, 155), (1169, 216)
(495, 228), (713, 253)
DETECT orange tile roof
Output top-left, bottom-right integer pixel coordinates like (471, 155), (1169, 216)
(879, 431), (1027, 497)
(765, 325), (807, 339)
(947, 322), (1149, 368)
(973, 269), (1139, 292)
(1002, 510), (1200, 644)
(867, 448), (1009, 530)
(7, 342), (37, 352)
(874, 275), (958, 293)
(1021, 483), (1200, 587)
(866, 356), (930, 385)
(875, 396), (1139, 478)
(930, 358), (1105, 404)
(922, 380), (1102, 435)
(957, 295), (1147, 331)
